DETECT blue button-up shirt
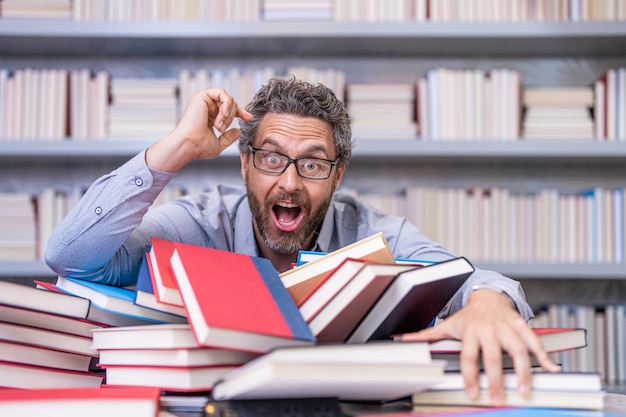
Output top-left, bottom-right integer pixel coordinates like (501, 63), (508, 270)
(45, 150), (532, 321)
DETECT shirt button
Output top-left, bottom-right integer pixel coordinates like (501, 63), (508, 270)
(94, 206), (103, 215)
(135, 178), (144, 186)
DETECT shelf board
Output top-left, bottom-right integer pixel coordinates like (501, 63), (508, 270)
(1, 259), (625, 279)
(0, 260), (56, 278)
(0, 20), (624, 57)
(476, 262), (626, 279)
(3, 140), (626, 161)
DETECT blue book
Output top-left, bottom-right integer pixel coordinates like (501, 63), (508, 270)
(55, 276), (188, 325)
(296, 249), (437, 267)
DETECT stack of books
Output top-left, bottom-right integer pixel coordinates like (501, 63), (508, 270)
(91, 324), (258, 392)
(347, 82), (417, 139)
(0, 192), (37, 260)
(108, 77), (178, 138)
(279, 232), (475, 344)
(521, 86), (595, 140)
(87, 238), (316, 391)
(0, 281), (105, 389)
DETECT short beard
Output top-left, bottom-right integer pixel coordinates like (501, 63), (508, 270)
(246, 180), (333, 255)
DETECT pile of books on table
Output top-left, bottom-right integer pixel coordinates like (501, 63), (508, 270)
(0, 234), (607, 414)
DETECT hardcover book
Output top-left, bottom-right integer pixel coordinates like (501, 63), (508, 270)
(54, 276), (188, 325)
(97, 346), (259, 368)
(0, 386), (161, 417)
(0, 280), (90, 319)
(0, 321), (98, 357)
(279, 232), (395, 305)
(169, 242), (315, 353)
(91, 324), (199, 351)
(148, 236), (184, 307)
(101, 364), (239, 392)
(212, 341), (446, 401)
(309, 262), (419, 343)
(0, 339), (94, 373)
(411, 371), (604, 410)
(347, 257), (474, 343)
(0, 360), (104, 389)
(135, 251), (187, 317)
(0, 303), (108, 338)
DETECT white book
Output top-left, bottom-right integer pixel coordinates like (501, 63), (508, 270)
(212, 342), (446, 401)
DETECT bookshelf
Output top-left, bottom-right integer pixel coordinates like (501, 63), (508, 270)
(1, 21), (626, 280)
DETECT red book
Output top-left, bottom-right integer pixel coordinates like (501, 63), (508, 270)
(148, 237), (184, 307)
(0, 386), (160, 417)
(169, 241), (315, 353)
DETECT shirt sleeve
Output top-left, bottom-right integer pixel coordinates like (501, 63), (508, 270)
(44, 150), (175, 287)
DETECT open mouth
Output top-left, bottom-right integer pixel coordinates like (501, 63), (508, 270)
(272, 201), (303, 232)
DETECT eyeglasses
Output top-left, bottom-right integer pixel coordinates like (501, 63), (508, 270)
(248, 146), (338, 180)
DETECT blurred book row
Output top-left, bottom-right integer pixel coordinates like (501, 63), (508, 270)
(1, 0), (625, 22)
(1, 66), (624, 142)
(4, 184), (626, 264)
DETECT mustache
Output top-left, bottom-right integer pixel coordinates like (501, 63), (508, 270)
(268, 192), (309, 210)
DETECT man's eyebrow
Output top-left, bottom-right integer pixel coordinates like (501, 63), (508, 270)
(259, 138), (331, 156)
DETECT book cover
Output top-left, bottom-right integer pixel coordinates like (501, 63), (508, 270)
(279, 232), (395, 305)
(55, 276), (188, 325)
(0, 386), (160, 417)
(169, 242), (315, 353)
(309, 262), (419, 343)
(347, 257), (474, 343)
(135, 251), (187, 318)
(212, 342), (446, 401)
(148, 236), (184, 307)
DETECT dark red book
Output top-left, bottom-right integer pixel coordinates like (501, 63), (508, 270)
(169, 241), (315, 353)
(347, 257), (475, 343)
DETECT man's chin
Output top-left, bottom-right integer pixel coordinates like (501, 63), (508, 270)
(264, 232), (304, 255)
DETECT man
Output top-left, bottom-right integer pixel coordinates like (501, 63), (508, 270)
(46, 77), (559, 405)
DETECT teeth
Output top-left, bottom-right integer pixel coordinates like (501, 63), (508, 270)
(278, 218), (297, 226)
(276, 202), (298, 208)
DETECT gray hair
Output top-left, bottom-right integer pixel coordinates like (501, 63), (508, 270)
(238, 76), (353, 166)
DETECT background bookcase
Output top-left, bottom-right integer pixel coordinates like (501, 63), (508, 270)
(1, 22), (626, 309)
(1, 18), (626, 388)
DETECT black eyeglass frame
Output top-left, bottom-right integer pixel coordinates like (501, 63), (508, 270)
(248, 145), (338, 180)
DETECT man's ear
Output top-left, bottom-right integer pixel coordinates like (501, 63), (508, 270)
(240, 151), (249, 181)
(333, 164), (346, 190)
